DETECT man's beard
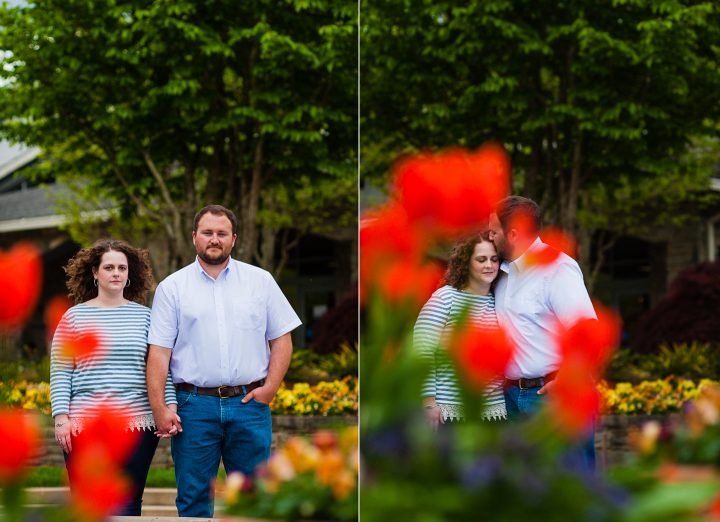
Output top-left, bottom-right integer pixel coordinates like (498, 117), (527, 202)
(198, 247), (230, 265)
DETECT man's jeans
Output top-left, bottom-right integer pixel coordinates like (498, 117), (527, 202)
(504, 384), (596, 472)
(172, 389), (272, 518)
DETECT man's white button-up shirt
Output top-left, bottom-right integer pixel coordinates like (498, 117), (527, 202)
(148, 258), (302, 387)
(494, 237), (596, 380)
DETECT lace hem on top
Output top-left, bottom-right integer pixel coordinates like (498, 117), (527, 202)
(438, 402), (507, 422)
(70, 413), (156, 434)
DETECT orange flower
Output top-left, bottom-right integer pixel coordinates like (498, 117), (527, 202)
(315, 449), (346, 486)
(0, 408), (42, 484)
(330, 469), (356, 500)
(0, 242), (42, 331)
(449, 325), (514, 390)
(312, 430), (338, 452)
(61, 330), (104, 359)
(393, 145), (510, 237)
(284, 436), (321, 473)
(44, 295), (71, 339)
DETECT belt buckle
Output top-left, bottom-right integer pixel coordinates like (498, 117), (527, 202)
(519, 378), (542, 390)
(218, 385), (231, 399)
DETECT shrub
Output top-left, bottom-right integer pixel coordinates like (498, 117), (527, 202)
(631, 261), (720, 353)
(310, 286), (358, 355)
(605, 343), (720, 383)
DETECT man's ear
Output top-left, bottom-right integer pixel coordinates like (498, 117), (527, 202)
(507, 228), (519, 245)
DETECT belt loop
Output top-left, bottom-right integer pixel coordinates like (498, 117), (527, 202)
(241, 384), (248, 395)
(193, 385), (198, 397)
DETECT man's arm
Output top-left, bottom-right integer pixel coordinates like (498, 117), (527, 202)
(147, 345), (182, 435)
(241, 332), (293, 405)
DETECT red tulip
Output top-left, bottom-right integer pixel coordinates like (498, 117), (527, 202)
(73, 407), (141, 464)
(61, 330), (104, 359)
(548, 304), (621, 438)
(393, 145), (510, 237)
(44, 295), (71, 339)
(540, 227), (577, 259)
(547, 367), (600, 439)
(0, 408), (42, 484)
(0, 242), (42, 331)
(70, 449), (131, 520)
(312, 430), (338, 451)
(374, 259), (444, 308)
(555, 304), (621, 377)
(449, 324), (515, 390)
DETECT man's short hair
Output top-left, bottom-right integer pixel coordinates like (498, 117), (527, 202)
(496, 196), (542, 236)
(193, 204), (238, 234)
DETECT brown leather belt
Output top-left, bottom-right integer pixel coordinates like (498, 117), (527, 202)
(504, 372), (557, 390)
(175, 379), (265, 398)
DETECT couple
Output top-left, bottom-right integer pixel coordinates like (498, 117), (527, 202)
(50, 204), (301, 517)
(416, 196), (597, 466)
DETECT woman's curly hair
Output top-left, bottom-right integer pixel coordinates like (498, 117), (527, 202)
(444, 230), (497, 290)
(64, 239), (154, 305)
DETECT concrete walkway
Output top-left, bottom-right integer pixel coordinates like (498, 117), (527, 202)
(26, 487), (280, 521)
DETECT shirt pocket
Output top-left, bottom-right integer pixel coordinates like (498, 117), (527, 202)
(513, 289), (544, 317)
(232, 297), (266, 331)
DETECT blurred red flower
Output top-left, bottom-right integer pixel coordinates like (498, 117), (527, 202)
(70, 449), (131, 520)
(556, 304), (621, 377)
(0, 242), (42, 331)
(524, 245), (561, 268)
(393, 144), (510, 236)
(360, 204), (427, 304)
(375, 259), (444, 308)
(0, 408), (42, 484)
(312, 430), (338, 451)
(540, 227), (577, 259)
(548, 304), (621, 438)
(44, 295), (71, 339)
(74, 407), (141, 464)
(548, 366), (600, 439)
(61, 330), (104, 359)
(449, 325), (514, 390)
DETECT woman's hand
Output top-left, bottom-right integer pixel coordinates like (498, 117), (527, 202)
(423, 399), (443, 430)
(54, 414), (73, 453)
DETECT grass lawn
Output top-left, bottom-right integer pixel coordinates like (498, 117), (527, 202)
(26, 467), (179, 488)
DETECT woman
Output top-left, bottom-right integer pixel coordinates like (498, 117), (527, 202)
(414, 231), (506, 427)
(50, 239), (176, 516)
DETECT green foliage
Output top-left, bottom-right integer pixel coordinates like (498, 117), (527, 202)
(25, 466), (185, 487)
(286, 343), (358, 383)
(362, 0), (720, 277)
(605, 343), (720, 382)
(0, 357), (50, 384)
(0, 0), (357, 276)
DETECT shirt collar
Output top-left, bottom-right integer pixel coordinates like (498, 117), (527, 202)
(194, 256), (233, 280)
(509, 236), (544, 273)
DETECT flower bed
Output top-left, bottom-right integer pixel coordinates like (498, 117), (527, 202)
(599, 377), (719, 415)
(270, 376), (358, 416)
(0, 377), (358, 418)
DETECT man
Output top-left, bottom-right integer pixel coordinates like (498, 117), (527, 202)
(146, 204), (301, 517)
(488, 196), (597, 468)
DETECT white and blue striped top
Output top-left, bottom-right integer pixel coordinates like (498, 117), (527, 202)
(414, 285), (506, 421)
(50, 302), (176, 431)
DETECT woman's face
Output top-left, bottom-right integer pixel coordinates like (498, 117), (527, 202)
(468, 240), (500, 287)
(92, 250), (129, 295)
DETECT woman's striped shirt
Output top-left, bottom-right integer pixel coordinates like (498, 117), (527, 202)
(414, 285), (506, 421)
(50, 302), (176, 431)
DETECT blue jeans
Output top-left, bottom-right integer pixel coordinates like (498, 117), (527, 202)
(171, 389), (272, 518)
(504, 385), (596, 472)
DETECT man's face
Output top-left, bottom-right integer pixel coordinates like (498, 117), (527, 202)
(193, 213), (236, 265)
(488, 213), (508, 258)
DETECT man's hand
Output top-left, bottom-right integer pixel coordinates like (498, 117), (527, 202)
(241, 385), (276, 405)
(537, 379), (557, 395)
(154, 404), (182, 438)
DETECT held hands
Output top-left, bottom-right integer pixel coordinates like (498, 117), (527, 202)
(241, 384), (276, 405)
(423, 399), (443, 430)
(54, 414), (73, 453)
(537, 379), (557, 395)
(155, 404), (182, 438)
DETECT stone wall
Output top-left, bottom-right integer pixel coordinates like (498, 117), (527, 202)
(594, 414), (678, 470)
(35, 415), (358, 468)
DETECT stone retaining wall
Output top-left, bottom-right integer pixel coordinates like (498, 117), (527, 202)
(594, 414), (679, 470)
(36, 415), (358, 468)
